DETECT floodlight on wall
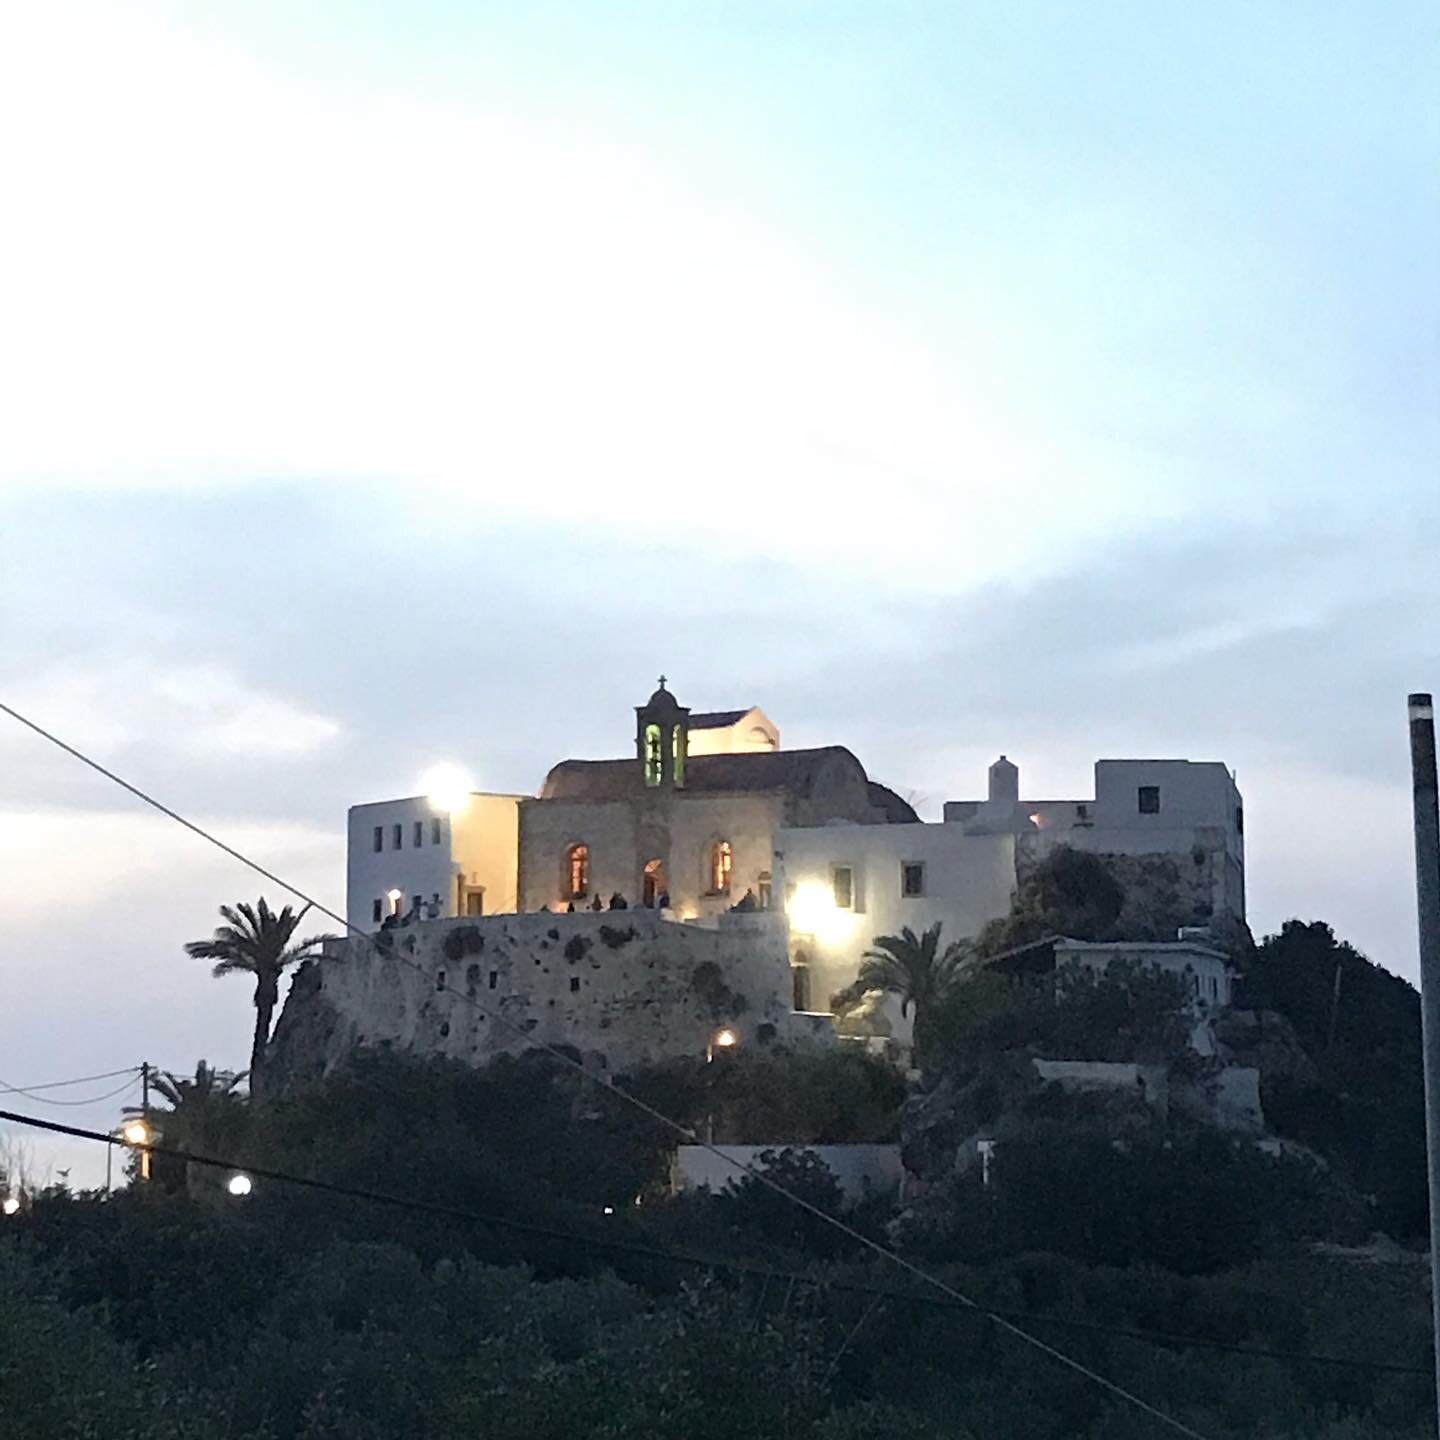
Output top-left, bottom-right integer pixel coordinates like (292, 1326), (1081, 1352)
(422, 763), (474, 816)
(786, 882), (855, 946)
(226, 1173), (253, 1197)
(1, 1195), (20, 1216)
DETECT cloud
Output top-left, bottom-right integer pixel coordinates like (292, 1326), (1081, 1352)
(3, 659), (341, 766)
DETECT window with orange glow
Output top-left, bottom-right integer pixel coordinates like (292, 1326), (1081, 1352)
(566, 843), (590, 899)
(710, 840), (733, 895)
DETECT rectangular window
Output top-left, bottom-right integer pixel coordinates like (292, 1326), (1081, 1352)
(488, 970), (498, 989)
(373, 825), (383, 853)
(392, 823), (403, 849)
(412, 894), (422, 915)
(1235, 806), (1244, 835)
(432, 818), (442, 844)
(832, 865), (854, 910)
(1138, 785), (1161, 814)
(372, 898), (382, 923)
(569, 976), (580, 993)
(901, 862), (925, 898)
(413, 820), (423, 847)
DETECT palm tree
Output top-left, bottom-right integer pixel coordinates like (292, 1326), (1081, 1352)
(184, 899), (328, 1094)
(151, 1061), (248, 1194)
(858, 922), (968, 1021)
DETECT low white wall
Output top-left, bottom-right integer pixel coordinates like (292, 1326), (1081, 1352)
(672, 1144), (905, 1204)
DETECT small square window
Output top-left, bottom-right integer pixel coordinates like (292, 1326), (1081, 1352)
(373, 825), (383, 853)
(569, 976), (580, 993)
(1138, 786), (1161, 815)
(372, 898), (382, 923)
(832, 866), (854, 910)
(413, 821), (423, 847)
(392, 823), (403, 849)
(901, 862), (925, 898)
(432, 818), (442, 844)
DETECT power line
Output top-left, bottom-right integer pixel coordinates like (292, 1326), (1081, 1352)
(0, 701), (1214, 1438)
(0, 1105), (1425, 1380)
(0, 1075), (140, 1107)
(0, 1066), (140, 1094)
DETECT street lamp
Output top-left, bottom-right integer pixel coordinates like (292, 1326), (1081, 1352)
(119, 1117), (154, 1183)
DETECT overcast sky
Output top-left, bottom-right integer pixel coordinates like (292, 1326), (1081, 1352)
(2, 0), (1437, 1188)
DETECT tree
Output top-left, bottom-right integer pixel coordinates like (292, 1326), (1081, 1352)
(854, 923), (967, 1022)
(151, 1062), (249, 1195)
(974, 846), (1125, 956)
(184, 900), (328, 1095)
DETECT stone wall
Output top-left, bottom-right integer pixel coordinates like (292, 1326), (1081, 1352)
(267, 909), (813, 1085)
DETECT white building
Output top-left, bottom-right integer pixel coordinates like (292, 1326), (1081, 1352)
(984, 935), (1234, 1012)
(774, 823), (1018, 1018)
(346, 792), (524, 931)
(774, 754), (1245, 1038)
(945, 755), (1245, 920)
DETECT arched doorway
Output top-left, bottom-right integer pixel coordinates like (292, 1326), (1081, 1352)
(642, 858), (667, 908)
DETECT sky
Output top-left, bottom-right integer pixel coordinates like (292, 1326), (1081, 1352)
(1, 0), (1437, 1188)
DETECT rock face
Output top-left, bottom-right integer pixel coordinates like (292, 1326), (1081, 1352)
(266, 909), (813, 1087)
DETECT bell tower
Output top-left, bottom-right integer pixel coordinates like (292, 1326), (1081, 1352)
(635, 676), (690, 788)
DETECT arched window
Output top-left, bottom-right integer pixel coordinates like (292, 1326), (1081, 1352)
(757, 870), (772, 910)
(643, 724), (663, 786)
(709, 840), (733, 895)
(565, 843), (590, 900)
(642, 858), (667, 908)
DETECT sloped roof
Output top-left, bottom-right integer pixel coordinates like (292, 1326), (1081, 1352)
(540, 746), (863, 802)
(688, 708), (752, 730)
(866, 781), (920, 825)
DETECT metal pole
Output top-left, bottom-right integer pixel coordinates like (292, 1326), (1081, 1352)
(140, 1061), (151, 1183)
(1407, 691), (1440, 1435)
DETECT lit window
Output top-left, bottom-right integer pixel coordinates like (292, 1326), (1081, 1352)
(672, 726), (685, 786)
(901, 862), (925, 898)
(566, 843), (590, 899)
(413, 821), (423, 847)
(757, 870), (772, 910)
(832, 866), (854, 910)
(392, 823), (403, 849)
(432, 818), (442, 844)
(644, 724), (663, 786)
(372, 826), (383, 853)
(710, 840), (733, 895)
(372, 898), (382, 923)
(1138, 786), (1161, 815)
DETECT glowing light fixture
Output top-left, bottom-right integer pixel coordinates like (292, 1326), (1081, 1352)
(713, 1028), (738, 1050)
(226, 1173), (253, 1197)
(120, 1119), (151, 1147)
(422, 763), (475, 815)
(1, 1195), (19, 1216)
(602, 1205), (615, 1216)
(786, 882), (855, 946)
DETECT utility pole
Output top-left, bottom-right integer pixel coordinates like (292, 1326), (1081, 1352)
(1407, 691), (1440, 1437)
(140, 1061), (152, 1183)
